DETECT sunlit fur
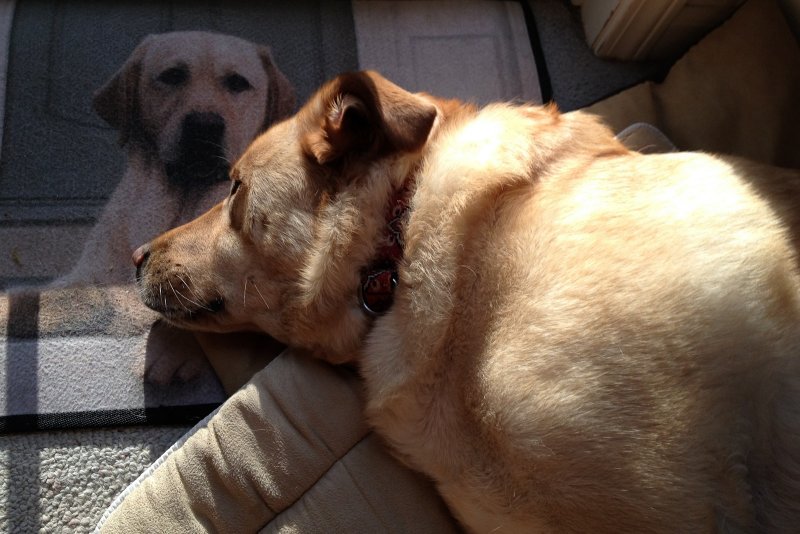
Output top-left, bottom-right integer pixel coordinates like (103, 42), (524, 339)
(137, 71), (800, 532)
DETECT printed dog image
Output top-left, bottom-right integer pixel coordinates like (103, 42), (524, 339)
(134, 71), (800, 531)
(60, 30), (295, 287)
(54, 31), (295, 390)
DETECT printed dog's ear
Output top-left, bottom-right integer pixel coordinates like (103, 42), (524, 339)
(92, 35), (152, 146)
(260, 46), (296, 127)
(304, 71), (437, 165)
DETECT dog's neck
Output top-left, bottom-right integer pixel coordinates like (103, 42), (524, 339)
(359, 178), (415, 315)
(358, 101), (452, 316)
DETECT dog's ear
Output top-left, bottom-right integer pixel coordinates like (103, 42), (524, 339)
(93, 35), (152, 146)
(259, 46), (296, 127)
(303, 71), (437, 165)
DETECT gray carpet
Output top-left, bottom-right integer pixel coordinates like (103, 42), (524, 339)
(1, 425), (189, 533)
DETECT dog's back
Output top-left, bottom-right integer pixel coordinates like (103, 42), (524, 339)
(365, 102), (800, 532)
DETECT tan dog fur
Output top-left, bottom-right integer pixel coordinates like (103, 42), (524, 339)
(135, 71), (800, 532)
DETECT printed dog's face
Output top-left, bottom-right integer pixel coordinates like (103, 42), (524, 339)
(134, 71), (437, 361)
(94, 31), (295, 187)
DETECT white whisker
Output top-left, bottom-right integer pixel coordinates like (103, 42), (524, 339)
(251, 280), (270, 310)
(167, 280), (190, 312)
(178, 274), (207, 304)
(169, 279), (213, 312)
(213, 153), (231, 165)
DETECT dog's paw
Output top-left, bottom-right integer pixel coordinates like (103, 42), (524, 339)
(140, 321), (210, 385)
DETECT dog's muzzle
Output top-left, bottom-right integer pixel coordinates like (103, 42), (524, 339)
(166, 111), (229, 188)
(132, 242), (225, 320)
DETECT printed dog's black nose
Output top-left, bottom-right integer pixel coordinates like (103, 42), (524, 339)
(168, 111), (229, 187)
(182, 112), (225, 145)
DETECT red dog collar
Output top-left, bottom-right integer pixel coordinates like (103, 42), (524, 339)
(359, 183), (412, 316)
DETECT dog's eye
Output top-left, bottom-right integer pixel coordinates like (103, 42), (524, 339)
(225, 74), (252, 94)
(230, 180), (242, 196)
(157, 67), (188, 86)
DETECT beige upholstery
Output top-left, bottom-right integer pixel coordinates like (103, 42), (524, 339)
(97, 351), (458, 533)
(587, 0), (800, 169)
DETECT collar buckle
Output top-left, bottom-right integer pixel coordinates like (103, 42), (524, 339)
(358, 179), (413, 317)
(359, 267), (398, 316)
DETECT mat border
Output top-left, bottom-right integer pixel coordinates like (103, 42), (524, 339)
(518, 0), (553, 103)
(0, 403), (220, 434)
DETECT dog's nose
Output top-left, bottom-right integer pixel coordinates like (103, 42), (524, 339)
(182, 111), (225, 143)
(132, 243), (150, 269)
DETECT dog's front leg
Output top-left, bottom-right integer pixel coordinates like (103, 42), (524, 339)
(193, 331), (286, 394)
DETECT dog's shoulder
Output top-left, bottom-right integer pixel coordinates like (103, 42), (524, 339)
(421, 102), (626, 204)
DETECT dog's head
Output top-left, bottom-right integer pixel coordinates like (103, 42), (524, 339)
(94, 31), (295, 188)
(133, 71), (437, 362)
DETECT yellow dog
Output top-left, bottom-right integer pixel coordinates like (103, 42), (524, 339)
(135, 71), (800, 532)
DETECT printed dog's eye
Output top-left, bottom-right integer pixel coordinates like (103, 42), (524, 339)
(230, 180), (242, 196)
(157, 67), (188, 86)
(225, 74), (252, 93)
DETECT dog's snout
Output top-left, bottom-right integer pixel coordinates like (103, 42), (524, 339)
(183, 111), (225, 143)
